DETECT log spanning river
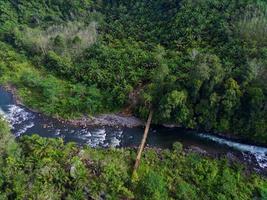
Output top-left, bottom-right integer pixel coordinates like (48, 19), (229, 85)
(0, 87), (267, 173)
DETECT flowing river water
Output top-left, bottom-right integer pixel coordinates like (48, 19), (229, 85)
(0, 87), (267, 173)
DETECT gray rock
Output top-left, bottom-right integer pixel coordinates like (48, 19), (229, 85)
(188, 146), (207, 155)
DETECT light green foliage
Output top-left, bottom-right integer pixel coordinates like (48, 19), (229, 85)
(0, 42), (103, 118)
(136, 170), (168, 200)
(14, 21), (97, 55)
(0, 125), (265, 200)
(159, 90), (190, 124)
(175, 180), (198, 200)
(260, 182), (267, 200)
(172, 141), (183, 153)
(0, 118), (20, 161)
(44, 51), (74, 77)
(222, 78), (242, 113)
(236, 1), (267, 46)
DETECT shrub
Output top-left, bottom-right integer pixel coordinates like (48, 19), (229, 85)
(172, 142), (183, 153)
(136, 170), (168, 200)
(175, 181), (198, 200)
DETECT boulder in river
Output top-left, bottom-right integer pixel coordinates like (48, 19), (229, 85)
(186, 146), (208, 156)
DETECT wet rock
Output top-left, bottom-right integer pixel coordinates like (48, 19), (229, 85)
(162, 123), (181, 128)
(67, 114), (144, 128)
(226, 152), (241, 163)
(187, 146), (208, 155)
(242, 152), (260, 168)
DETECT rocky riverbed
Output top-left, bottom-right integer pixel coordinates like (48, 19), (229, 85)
(65, 114), (144, 128)
(1, 85), (267, 175)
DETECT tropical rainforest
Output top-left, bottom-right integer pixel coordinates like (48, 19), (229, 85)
(0, 0), (267, 199)
(0, 0), (266, 143)
(0, 0), (267, 200)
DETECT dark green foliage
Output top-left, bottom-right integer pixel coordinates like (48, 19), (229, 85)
(0, 0), (266, 143)
(1, 0), (267, 199)
(44, 51), (73, 78)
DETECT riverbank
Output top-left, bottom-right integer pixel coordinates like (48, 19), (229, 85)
(1, 86), (267, 175)
(2, 84), (267, 148)
(0, 126), (266, 200)
(0, 113), (266, 200)
(62, 114), (144, 128)
(2, 84), (144, 128)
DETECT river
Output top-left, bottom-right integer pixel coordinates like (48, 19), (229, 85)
(0, 87), (267, 173)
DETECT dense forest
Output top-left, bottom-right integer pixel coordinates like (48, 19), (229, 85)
(0, 0), (267, 199)
(0, 0), (266, 143)
(0, 118), (266, 199)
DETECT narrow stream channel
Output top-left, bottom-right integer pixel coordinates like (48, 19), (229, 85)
(0, 87), (267, 172)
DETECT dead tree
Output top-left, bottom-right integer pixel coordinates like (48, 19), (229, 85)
(133, 110), (153, 174)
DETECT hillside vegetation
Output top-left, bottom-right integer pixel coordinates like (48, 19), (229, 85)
(0, 118), (266, 199)
(0, 0), (266, 143)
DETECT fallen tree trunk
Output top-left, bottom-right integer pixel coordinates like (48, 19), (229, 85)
(133, 110), (153, 174)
